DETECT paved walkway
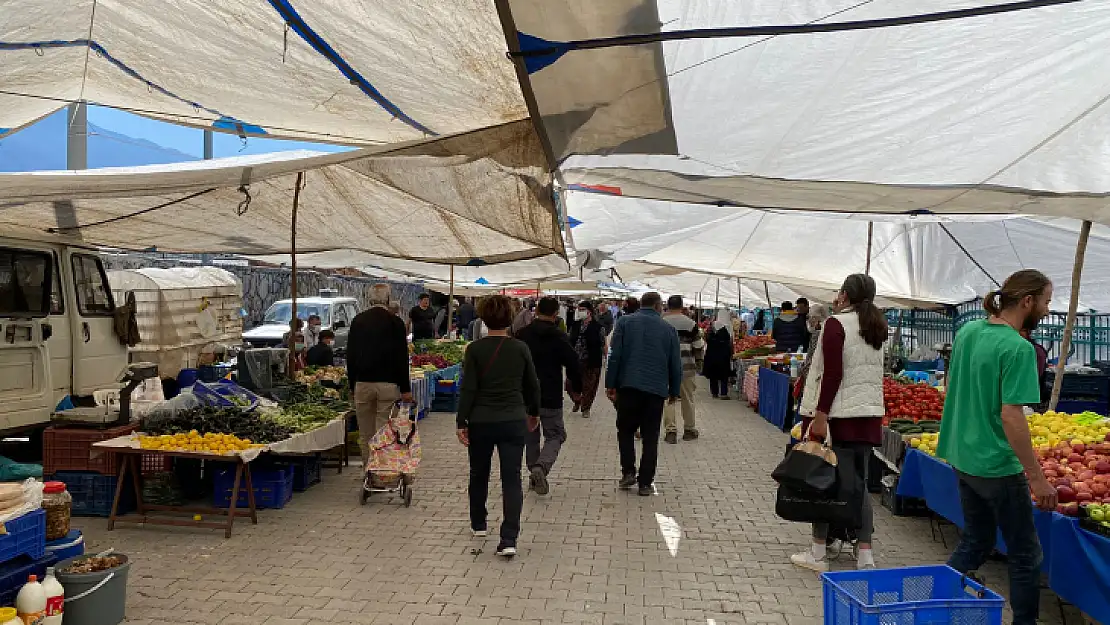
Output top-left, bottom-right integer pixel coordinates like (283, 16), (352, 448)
(86, 384), (1082, 624)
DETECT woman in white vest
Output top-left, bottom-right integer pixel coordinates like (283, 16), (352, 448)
(790, 274), (887, 572)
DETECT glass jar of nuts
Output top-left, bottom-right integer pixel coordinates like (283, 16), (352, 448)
(42, 481), (72, 541)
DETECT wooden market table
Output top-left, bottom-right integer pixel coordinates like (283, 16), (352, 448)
(102, 446), (258, 538)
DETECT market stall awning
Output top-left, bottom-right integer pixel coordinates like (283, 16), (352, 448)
(1, 1), (526, 145)
(0, 120), (563, 266)
(564, 192), (1110, 311)
(504, 1), (1110, 224)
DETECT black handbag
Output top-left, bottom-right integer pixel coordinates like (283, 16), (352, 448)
(772, 428), (838, 497)
(775, 442), (864, 530)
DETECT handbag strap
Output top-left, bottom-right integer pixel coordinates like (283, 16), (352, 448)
(480, 337), (507, 379)
(801, 422), (834, 447)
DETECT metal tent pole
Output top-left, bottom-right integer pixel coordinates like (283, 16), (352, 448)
(447, 265), (456, 339)
(865, 222), (874, 275)
(715, 278), (721, 309)
(1049, 220), (1092, 411)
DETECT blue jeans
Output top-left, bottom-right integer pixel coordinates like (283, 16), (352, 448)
(948, 471), (1043, 625)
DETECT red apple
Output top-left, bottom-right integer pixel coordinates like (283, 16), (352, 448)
(1057, 485), (1078, 503)
(1097, 460), (1110, 474)
(1105, 432), (1110, 442)
(1061, 502), (1080, 517)
(1078, 492), (1094, 502)
(1044, 469), (1059, 479)
(1092, 483), (1108, 497)
(1071, 462), (1087, 472)
(1077, 482), (1092, 494)
(1074, 443), (1087, 454)
(1079, 470), (1096, 482)
(1069, 453), (1084, 464)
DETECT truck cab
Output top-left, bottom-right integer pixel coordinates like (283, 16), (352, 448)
(0, 237), (128, 434)
(242, 292), (360, 351)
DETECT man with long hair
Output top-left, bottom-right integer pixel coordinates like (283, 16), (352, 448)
(938, 270), (1055, 625)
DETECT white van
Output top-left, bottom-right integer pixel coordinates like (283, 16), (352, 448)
(0, 237), (127, 433)
(243, 293), (360, 350)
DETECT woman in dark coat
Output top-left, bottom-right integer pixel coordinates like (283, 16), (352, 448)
(703, 309), (735, 399)
(568, 301), (606, 417)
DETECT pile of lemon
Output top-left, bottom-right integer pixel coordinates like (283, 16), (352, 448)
(909, 432), (940, 457)
(1027, 410), (1110, 449)
(138, 431), (262, 455)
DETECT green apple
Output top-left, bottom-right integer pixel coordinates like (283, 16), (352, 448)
(1092, 508), (1107, 522)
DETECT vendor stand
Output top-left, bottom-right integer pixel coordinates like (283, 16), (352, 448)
(898, 448), (1110, 624)
(96, 437), (261, 538)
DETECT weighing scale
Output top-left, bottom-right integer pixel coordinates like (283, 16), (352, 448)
(52, 362), (159, 427)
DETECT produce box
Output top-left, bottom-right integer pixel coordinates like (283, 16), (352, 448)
(265, 455), (322, 492)
(50, 472), (136, 518)
(822, 565), (1003, 625)
(0, 509), (46, 562)
(0, 553), (54, 608)
(213, 465), (293, 510)
(44, 424), (171, 477)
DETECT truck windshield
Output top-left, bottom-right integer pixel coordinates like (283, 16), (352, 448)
(262, 303), (331, 326)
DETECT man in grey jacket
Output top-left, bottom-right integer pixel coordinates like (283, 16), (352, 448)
(605, 292), (683, 496)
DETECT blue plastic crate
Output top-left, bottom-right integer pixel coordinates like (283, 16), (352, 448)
(50, 472), (136, 518)
(0, 509), (46, 563)
(431, 394), (459, 413)
(822, 565), (1003, 625)
(267, 455), (322, 492)
(0, 553), (54, 607)
(213, 465), (293, 509)
(904, 359), (941, 372)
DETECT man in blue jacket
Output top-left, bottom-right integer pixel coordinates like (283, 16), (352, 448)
(605, 292), (683, 496)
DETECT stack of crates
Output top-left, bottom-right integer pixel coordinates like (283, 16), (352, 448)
(432, 372), (460, 413)
(44, 424), (171, 517)
(1045, 371), (1110, 415)
(0, 508), (49, 605)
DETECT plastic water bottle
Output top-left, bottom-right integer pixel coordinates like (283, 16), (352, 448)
(41, 568), (63, 625)
(15, 574), (45, 625)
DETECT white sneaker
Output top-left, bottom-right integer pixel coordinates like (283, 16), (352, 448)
(472, 528), (488, 538)
(857, 549), (876, 570)
(790, 551), (829, 573)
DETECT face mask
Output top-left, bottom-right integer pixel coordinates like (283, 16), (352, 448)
(575, 310), (587, 321)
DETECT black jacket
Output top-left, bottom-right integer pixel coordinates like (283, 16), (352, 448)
(569, 320), (606, 368)
(456, 302), (476, 330)
(703, 326), (734, 379)
(598, 309), (614, 336)
(772, 313), (808, 354)
(347, 307), (411, 393)
(515, 319), (582, 409)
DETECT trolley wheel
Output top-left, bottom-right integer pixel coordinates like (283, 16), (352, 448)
(404, 486), (413, 507)
(359, 487), (369, 506)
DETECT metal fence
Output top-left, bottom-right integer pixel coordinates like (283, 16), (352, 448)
(887, 300), (1110, 365)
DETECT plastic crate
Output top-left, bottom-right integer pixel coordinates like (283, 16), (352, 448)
(1045, 371), (1110, 400)
(904, 359), (941, 372)
(822, 565), (1003, 625)
(267, 455), (322, 492)
(1055, 399), (1108, 416)
(431, 394), (459, 413)
(43, 424), (171, 477)
(0, 553), (54, 608)
(880, 476), (930, 517)
(0, 509), (46, 563)
(198, 363), (234, 382)
(50, 472), (136, 518)
(213, 465), (293, 510)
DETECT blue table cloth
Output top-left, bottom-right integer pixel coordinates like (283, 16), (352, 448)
(899, 449), (1110, 621)
(758, 368), (790, 430)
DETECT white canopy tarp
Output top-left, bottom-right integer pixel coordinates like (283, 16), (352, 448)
(2, 1), (527, 144)
(505, 1), (1110, 223)
(564, 191), (1110, 311)
(0, 120), (563, 265)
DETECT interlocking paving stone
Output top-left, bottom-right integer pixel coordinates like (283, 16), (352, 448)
(86, 382), (1088, 624)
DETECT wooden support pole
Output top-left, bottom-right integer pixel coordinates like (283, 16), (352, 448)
(289, 172), (304, 378)
(865, 221), (874, 275)
(447, 265), (455, 339)
(1049, 220), (1092, 411)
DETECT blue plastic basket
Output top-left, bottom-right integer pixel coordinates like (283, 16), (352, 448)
(50, 471), (136, 518)
(904, 359), (941, 372)
(0, 553), (54, 607)
(0, 509), (46, 563)
(266, 455), (322, 492)
(822, 565), (1003, 625)
(213, 465), (293, 509)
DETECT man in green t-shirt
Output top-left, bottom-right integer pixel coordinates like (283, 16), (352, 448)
(938, 270), (1055, 625)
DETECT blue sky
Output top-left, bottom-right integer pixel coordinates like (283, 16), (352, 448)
(0, 105), (351, 172)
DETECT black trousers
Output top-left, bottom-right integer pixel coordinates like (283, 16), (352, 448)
(468, 420), (527, 543)
(615, 387), (666, 487)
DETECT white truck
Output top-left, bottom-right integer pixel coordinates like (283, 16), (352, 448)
(0, 236), (128, 434)
(242, 292), (360, 351)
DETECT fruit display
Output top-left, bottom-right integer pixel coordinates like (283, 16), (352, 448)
(907, 431), (941, 457)
(297, 366), (347, 385)
(1036, 438), (1110, 516)
(735, 335), (776, 357)
(411, 354), (451, 370)
(1027, 410), (1110, 449)
(143, 406), (296, 443)
(138, 431), (263, 454)
(883, 377), (944, 423)
(412, 340), (466, 365)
